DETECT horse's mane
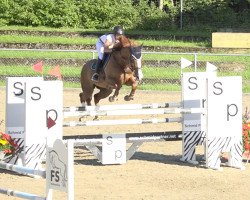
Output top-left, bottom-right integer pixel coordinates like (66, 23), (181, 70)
(120, 35), (137, 47)
(114, 35), (138, 50)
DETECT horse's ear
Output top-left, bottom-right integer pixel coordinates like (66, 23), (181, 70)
(140, 43), (143, 51)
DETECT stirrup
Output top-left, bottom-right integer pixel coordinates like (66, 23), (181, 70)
(91, 73), (99, 82)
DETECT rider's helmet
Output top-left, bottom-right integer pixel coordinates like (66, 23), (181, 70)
(113, 26), (124, 35)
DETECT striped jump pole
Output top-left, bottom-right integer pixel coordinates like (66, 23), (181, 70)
(63, 102), (182, 112)
(63, 117), (182, 127)
(0, 188), (45, 200)
(64, 107), (205, 118)
(126, 131), (182, 142)
(0, 162), (46, 178)
(0, 162), (46, 200)
(63, 131), (182, 146)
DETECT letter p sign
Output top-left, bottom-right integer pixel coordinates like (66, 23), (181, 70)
(47, 109), (58, 129)
(227, 104), (238, 121)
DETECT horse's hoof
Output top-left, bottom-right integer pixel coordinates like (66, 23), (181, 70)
(109, 96), (115, 102)
(93, 116), (99, 121)
(79, 115), (87, 122)
(124, 95), (134, 101)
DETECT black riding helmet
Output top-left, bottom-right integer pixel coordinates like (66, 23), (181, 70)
(113, 26), (124, 35)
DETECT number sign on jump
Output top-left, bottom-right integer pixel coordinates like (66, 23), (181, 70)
(206, 76), (243, 170)
(102, 134), (126, 164)
(6, 77), (43, 138)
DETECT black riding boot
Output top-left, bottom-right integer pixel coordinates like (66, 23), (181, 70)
(91, 58), (102, 82)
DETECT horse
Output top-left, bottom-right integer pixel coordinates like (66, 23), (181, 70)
(79, 35), (143, 107)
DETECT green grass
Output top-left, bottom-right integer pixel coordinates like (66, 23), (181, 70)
(0, 34), (97, 45)
(0, 50), (249, 65)
(143, 53), (250, 62)
(0, 65), (82, 77)
(137, 39), (209, 47)
(0, 64), (249, 92)
(0, 26), (87, 32)
(138, 83), (181, 91)
(0, 50), (95, 59)
(143, 67), (181, 78)
(0, 65), (181, 78)
(0, 34), (208, 48)
(0, 25), (212, 38)
(0, 63), (249, 78)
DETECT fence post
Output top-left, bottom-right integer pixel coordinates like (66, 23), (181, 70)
(194, 53), (197, 71)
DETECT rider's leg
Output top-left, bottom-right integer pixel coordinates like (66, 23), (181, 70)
(92, 43), (104, 82)
(91, 58), (102, 81)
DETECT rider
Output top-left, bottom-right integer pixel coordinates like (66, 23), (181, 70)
(91, 25), (124, 82)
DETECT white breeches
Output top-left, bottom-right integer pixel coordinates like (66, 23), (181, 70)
(96, 41), (105, 60)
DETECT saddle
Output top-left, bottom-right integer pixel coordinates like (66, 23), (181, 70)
(91, 53), (110, 72)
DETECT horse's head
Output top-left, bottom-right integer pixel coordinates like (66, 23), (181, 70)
(111, 35), (143, 80)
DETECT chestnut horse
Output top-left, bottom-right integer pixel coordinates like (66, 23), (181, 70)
(79, 36), (143, 106)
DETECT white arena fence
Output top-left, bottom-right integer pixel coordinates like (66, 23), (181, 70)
(4, 60), (245, 170)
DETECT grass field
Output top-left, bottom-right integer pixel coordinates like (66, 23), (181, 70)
(0, 34), (209, 48)
(0, 25), (212, 38)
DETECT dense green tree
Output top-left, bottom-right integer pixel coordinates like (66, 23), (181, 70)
(0, 0), (11, 25)
(76, 0), (139, 29)
(0, 0), (248, 30)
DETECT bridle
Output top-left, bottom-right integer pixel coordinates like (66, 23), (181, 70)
(129, 45), (142, 71)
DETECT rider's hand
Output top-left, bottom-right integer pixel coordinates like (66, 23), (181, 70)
(108, 44), (114, 49)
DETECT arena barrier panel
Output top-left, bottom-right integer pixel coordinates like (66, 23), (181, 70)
(0, 139), (74, 200)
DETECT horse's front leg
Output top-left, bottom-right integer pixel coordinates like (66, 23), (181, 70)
(109, 85), (122, 102)
(124, 79), (137, 101)
(79, 92), (92, 121)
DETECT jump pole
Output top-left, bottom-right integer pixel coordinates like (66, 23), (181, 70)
(63, 107), (203, 118)
(63, 102), (182, 112)
(63, 117), (182, 127)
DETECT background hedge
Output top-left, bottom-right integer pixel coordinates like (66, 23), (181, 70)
(0, 0), (249, 30)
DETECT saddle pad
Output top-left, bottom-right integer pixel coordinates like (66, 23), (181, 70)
(91, 53), (111, 71)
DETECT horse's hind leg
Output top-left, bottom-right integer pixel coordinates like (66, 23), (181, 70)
(79, 91), (92, 106)
(94, 88), (113, 106)
(79, 86), (95, 121)
(79, 92), (91, 121)
(109, 85), (122, 102)
(91, 88), (112, 120)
